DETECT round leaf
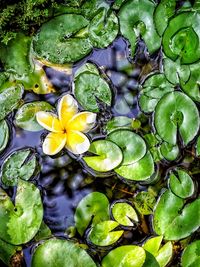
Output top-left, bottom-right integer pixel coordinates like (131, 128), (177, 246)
(15, 101), (53, 131)
(181, 240), (200, 267)
(160, 142), (179, 161)
(74, 192), (110, 236)
(154, 91), (200, 146)
(1, 148), (38, 186)
(0, 180), (43, 245)
(83, 140), (123, 172)
(32, 238), (96, 267)
(0, 120), (9, 153)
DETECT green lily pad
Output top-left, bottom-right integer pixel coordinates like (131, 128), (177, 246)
(119, 0), (161, 57)
(154, 91), (200, 146)
(115, 152), (154, 181)
(15, 101), (53, 131)
(0, 85), (23, 120)
(83, 140), (123, 172)
(160, 142), (179, 161)
(139, 74), (174, 113)
(162, 12), (200, 64)
(0, 120), (9, 153)
(169, 169), (194, 199)
(134, 191), (156, 215)
(32, 238), (97, 267)
(105, 116), (133, 134)
(88, 220), (123, 247)
(74, 192), (110, 236)
(33, 14), (92, 64)
(111, 201), (138, 226)
(74, 63), (112, 112)
(88, 8), (119, 48)
(143, 251), (160, 267)
(102, 245), (146, 267)
(1, 148), (38, 186)
(0, 239), (21, 266)
(0, 179), (43, 245)
(34, 221), (52, 242)
(107, 130), (146, 165)
(196, 136), (200, 156)
(153, 189), (200, 240)
(143, 236), (173, 267)
(181, 240), (200, 267)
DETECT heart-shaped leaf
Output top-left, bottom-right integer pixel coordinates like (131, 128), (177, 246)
(107, 130), (146, 165)
(74, 63), (112, 112)
(102, 245), (146, 267)
(134, 191), (156, 215)
(0, 120), (9, 154)
(1, 148), (38, 186)
(153, 189), (200, 240)
(15, 101), (53, 131)
(32, 238), (97, 267)
(88, 220), (123, 247)
(0, 179), (43, 245)
(74, 192), (110, 236)
(83, 140), (123, 172)
(154, 91), (200, 146)
(181, 240), (200, 267)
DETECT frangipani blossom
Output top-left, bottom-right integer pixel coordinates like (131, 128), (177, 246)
(36, 94), (96, 155)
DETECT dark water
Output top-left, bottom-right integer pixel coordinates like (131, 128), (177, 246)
(0, 33), (199, 266)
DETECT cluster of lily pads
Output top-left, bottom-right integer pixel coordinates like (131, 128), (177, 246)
(0, 0), (200, 266)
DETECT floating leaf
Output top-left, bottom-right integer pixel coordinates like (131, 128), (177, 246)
(196, 136), (200, 156)
(88, 220), (123, 247)
(134, 191), (156, 215)
(162, 12), (200, 64)
(88, 8), (118, 48)
(74, 192), (110, 236)
(143, 236), (173, 267)
(139, 74), (174, 113)
(32, 238), (96, 267)
(181, 240), (200, 267)
(143, 251), (160, 267)
(0, 85), (23, 120)
(1, 148), (38, 186)
(74, 63), (112, 112)
(169, 169), (194, 199)
(119, 0), (161, 57)
(83, 140), (123, 172)
(0, 120), (9, 153)
(153, 189), (200, 240)
(15, 101), (53, 131)
(160, 142), (179, 161)
(105, 116), (133, 134)
(0, 239), (21, 266)
(154, 91), (200, 146)
(0, 180), (43, 245)
(111, 201), (138, 226)
(115, 152), (154, 181)
(33, 14), (92, 64)
(102, 245), (146, 267)
(108, 130), (146, 165)
(34, 221), (52, 242)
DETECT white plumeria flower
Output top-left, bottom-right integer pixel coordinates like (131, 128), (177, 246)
(36, 94), (96, 155)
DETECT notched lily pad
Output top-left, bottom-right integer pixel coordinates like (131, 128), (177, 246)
(74, 63), (112, 112)
(0, 179), (43, 245)
(1, 148), (38, 186)
(15, 101), (54, 131)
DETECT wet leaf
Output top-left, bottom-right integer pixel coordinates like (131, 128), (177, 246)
(160, 142), (179, 161)
(108, 130), (146, 165)
(0, 120), (9, 154)
(169, 169), (194, 199)
(139, 74), (174, 113)
(153, 189), (200, 240)
(162, 12), (200, 64)
(33, 14), (93, 64)
(74, 63), (112, 112)
(0, 180), (43, 245)
(74, 192), (110, 236)
(181, 240), (200, 267)
(105, 116), (133, 134)
(115, 152), (155, 181)
(88, 8), (119, 48)
(0, 85), (23, 120)
(102, 245), (146, 267)
(111, 201), (138, 226)
(15, 101), (53, 131)
(32, 238), (97, 267)
(154, 92), (200, 146)
(143, 236), (173, 267)
(134, 191), (156, 215)
(83, 140), (123, 172)
(1, 148), (38, 186)
(119, 0), (161, 57)
(88, 220), (123, 246)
